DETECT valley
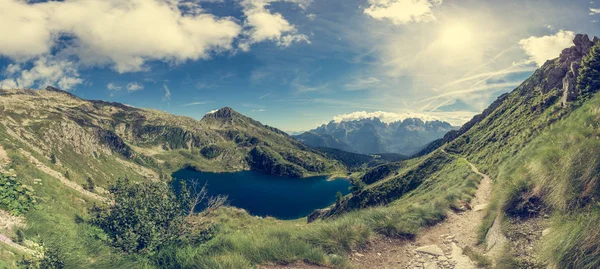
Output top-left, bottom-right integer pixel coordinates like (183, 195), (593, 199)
(0, 33), (598, 269)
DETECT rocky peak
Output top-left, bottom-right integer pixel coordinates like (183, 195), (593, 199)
(209, 107), (236, 119)
(560, 34), (599, 106)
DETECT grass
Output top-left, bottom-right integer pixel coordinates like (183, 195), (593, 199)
(134, 156), (480, 268)
(477, 93), (600, 268)
(463, 246), (492, 268)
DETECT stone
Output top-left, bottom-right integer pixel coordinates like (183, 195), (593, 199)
(542, 228), (552, 237)
(423, 262), (436, 269)
(354, 252), (364, 257)
(438, 256), (448, 261)
(473, 203), (488, 212)
(415, 245), (445, 256)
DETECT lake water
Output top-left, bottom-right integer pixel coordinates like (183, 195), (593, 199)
(171, 169), (351, 220)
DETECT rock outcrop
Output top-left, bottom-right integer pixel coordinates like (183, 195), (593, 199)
(560, 34), (599, 106)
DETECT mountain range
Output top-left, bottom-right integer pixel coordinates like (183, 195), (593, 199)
(294, 117), (457, 155)
(0, 34), (598, 269)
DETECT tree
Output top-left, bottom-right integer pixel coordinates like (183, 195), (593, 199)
(49, 153), (56, 165)
(577, 42), (600, 100)
(179, 180), (227, 216)
(335, 191), (343, 206)
(84, 177), (95, 191)
(90, 178), (185, 253)
(349, 179), (366, 194)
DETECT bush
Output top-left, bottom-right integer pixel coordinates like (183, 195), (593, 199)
(201, 145), (223, 159)
(0, 173), (36, 215)
(90, 178), (185, 253)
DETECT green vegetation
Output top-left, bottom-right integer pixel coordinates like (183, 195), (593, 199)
(480, 93), (600, 268)
(200, 144), (223, 159)
(577, 42), (600, 101)
(90, 178), (185, 253)
(462, 246), (491, 268)
(137, 156), (478, 268)
(0, 173), (36, 215)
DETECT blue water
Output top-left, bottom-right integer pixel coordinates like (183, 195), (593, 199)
(171, 169), (351, 220)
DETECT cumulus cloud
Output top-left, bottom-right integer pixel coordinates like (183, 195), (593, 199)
(0, 56), (82, 90)
(0, 0), (312, 90)
(364, 0), (442, 25)
(519, 30), (575, 66)
(0, 0), (243, 73)
(239, 0), (310, 51)
(127, 82), (144, 92)
(591, 8), (600, 15)
(107, 83), (122, 91)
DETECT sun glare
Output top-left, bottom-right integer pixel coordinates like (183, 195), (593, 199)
(439, 23), (474, 48)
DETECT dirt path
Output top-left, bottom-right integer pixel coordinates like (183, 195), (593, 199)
(264, 157), (494, 269)
(340, 158), (493, 269)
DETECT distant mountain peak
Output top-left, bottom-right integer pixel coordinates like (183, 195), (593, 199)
(202, 107), (243, 122)
(212, 107), (236, 118)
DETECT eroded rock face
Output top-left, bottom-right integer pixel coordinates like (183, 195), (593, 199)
(560, 34), (599, 106)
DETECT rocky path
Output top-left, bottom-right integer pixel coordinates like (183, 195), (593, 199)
(349, 158), (493, 269)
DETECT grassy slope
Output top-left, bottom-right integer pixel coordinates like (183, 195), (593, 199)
(478, 94), (600, 268)
(140, 156), (479, 268)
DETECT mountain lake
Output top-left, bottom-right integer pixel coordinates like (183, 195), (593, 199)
(172, 169), (351, 220)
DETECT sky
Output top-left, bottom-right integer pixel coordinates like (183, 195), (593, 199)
(0, 0), (599, 132)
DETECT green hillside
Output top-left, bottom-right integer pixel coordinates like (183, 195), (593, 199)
(0, 34), (599, 269)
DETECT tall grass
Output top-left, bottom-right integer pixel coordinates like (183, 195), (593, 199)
(482, 95), (600, 268)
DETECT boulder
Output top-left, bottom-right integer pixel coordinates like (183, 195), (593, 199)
(415, 245), (444, 256)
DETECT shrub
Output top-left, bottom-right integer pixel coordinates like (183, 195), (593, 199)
(349, 179), (366, 194)
(0, 173), (36, 215)
(201, 145), (223, 159)
(84, 177), (95, 191)
(90, 178), (185, 253)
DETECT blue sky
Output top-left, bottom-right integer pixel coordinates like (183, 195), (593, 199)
(1, 0), (599, 132)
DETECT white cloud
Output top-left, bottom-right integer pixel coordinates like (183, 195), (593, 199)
(181, 101), (212, 106)
(0, 56), (82, 90)
(239, 0), (310, 50)
(331, 110), (474, 126)
(0, 0), (243, 73)
(519, 30), (575, 66)
(344, 77), (380, 90)
(163, 84), (172, 101)
(333, 110), (442, 124)
(206, 109), (219, 114)
(364, 0), (442, 25)
(590, 8), (600, 15)
(127, 82), (144, 92)
(107, 83), (122, 91)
